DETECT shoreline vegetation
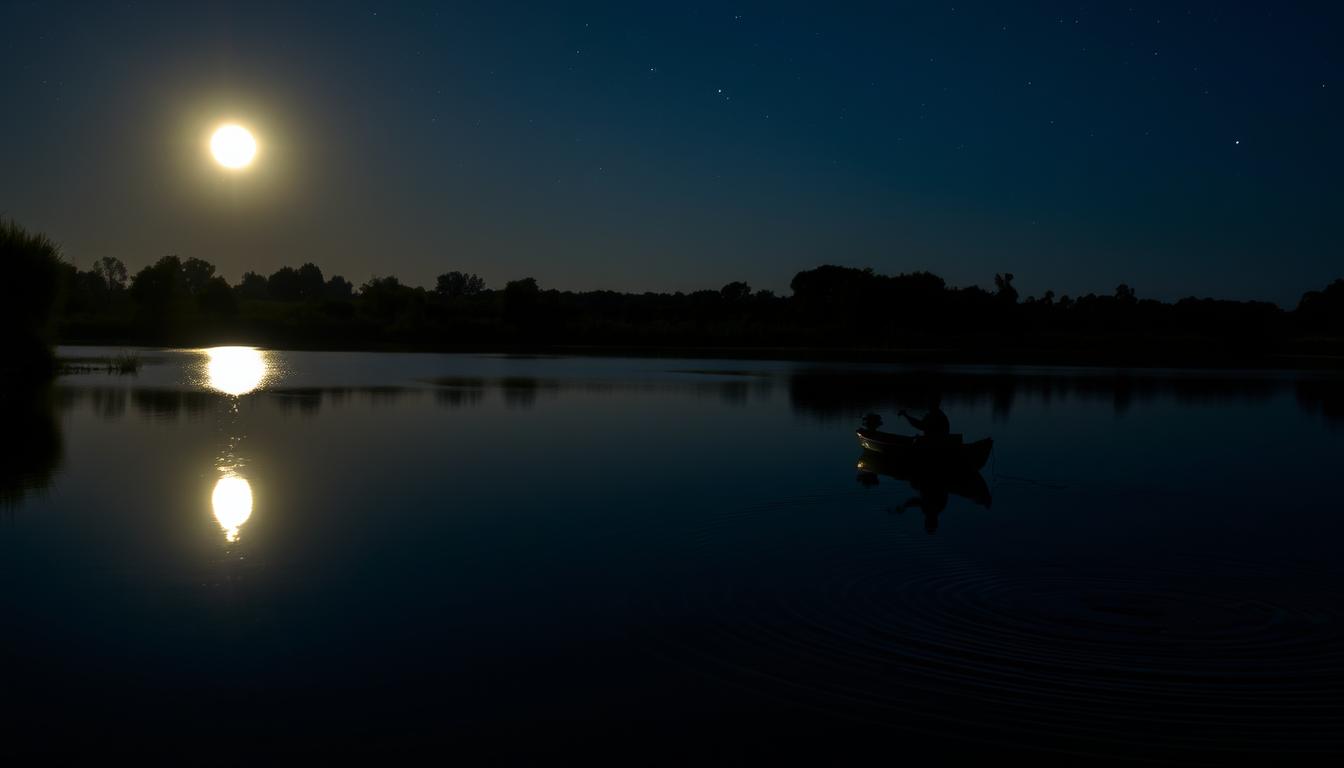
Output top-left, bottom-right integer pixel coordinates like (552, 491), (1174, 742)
(6, 217), (1344, 375)
(55, 351), (142, 376)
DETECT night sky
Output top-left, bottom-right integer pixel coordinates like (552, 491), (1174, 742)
(3, 1), (1341, 305)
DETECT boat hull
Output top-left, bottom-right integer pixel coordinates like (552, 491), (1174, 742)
(855, 429), (993, 471)
(856, 449), (993, 507)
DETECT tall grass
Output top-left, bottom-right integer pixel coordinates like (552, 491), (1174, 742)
(107, 351), (141, 374)
(55, 350), (142, 376)
(0, 217), (65, 379)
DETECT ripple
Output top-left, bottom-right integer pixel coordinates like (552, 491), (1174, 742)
(635, 498), (1344, 757)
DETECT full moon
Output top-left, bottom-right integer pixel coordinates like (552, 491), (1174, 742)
(210, 124), (257, 169)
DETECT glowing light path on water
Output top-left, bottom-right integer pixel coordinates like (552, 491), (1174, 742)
(204, 346), (270, 396)
(212, 474), (253, 542)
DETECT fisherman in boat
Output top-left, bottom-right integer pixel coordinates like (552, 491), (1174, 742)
(898, 394), (950, 439)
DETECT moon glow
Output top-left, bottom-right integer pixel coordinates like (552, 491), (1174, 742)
(210, 124), (257, 169)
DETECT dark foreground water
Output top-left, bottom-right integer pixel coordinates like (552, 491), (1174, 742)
(4, 347), (1344, 761)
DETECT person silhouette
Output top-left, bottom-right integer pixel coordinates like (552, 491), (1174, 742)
(898, 394), (950, 438)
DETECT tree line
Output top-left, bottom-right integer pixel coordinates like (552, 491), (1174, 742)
(5, 217), (1344, 375)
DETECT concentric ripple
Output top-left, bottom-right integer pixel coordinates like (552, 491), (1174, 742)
(634, 496), (1344, 758)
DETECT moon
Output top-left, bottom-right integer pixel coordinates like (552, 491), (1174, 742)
(210, 124), (257, 169)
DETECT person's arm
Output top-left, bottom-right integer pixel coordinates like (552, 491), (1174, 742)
(898, 410), (926, 431)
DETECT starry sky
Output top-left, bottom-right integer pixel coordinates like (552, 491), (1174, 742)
(3, 1), (1342, 305)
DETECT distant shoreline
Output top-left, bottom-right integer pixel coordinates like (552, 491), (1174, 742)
(55, 340), (1344, 372)
(23, 253), (1342, 381)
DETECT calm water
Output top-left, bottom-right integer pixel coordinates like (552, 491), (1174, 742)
(4, 347), (1344, 759)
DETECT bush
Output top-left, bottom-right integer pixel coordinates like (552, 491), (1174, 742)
(0, 218), (65, 378)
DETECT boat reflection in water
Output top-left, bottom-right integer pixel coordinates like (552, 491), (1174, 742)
(855, 416), (993, 534)
(212, 474), (253, 543)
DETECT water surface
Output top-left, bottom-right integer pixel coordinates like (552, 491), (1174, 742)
(4, 347), (1343, 759)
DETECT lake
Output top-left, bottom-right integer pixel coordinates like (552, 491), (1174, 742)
(4, 347), (1343, 760)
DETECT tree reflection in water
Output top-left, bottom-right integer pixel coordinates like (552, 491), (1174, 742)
(0, 385), (63, 508)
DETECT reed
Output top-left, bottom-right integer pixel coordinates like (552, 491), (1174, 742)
(106, 351), (141, 374)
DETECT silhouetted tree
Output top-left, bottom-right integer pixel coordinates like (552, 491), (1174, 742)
(60, 262), (114, 314)
(236, 271), (269, 300)
(0, 217), (65, 376)
(360, 275), (414, 321)
(1297, 279), (1344, 335)
(268, 266), (302, 301)
(198, 276), (238, 317)
(790, 265), (876, 307)
(720, 281), (752, 302)
(92, 256), (128, 291)
(504, 277), (541, 325)
(20, 241), (1343, 362)
(129, 255), (189, 327)
(436, 271), (486, 298)
(180, 257), (217, 295)
(297, 262), (325, 300)
(325, 275), (353, 300)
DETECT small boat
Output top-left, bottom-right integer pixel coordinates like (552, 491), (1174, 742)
(856, 448), (993, 508)
(855, 428), (993, 471)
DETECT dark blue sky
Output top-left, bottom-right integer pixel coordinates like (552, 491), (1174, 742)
(3, 1), (1341, 305)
